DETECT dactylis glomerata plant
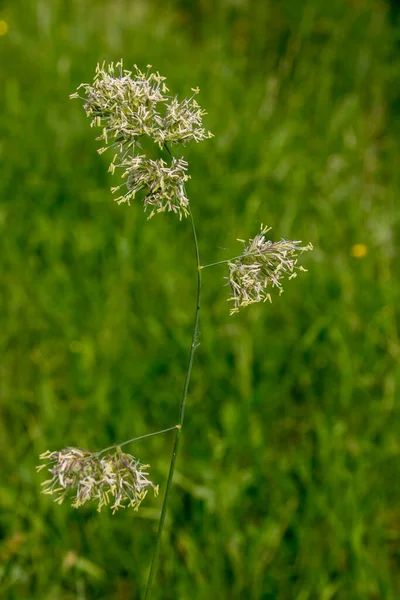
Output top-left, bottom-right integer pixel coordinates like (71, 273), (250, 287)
(37, 61), (313, 598)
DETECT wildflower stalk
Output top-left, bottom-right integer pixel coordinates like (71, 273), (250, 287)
(200, 255), (248, 269)
(95, 425), (180, 457)
(144, 202), (201, 599)
(37, 60), (313, 593)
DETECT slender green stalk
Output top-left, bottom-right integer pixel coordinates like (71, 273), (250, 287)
(144, 205), (201, 599)
(200, 257), (233, 269)
(200, 258), (231, 269)
(200, 250), (271, 270)
(94, 425), (179, 457)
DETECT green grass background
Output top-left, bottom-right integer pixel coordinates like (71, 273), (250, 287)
(1, 0), (399, 598)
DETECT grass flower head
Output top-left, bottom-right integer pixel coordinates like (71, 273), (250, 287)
(71, 61), (212, 219)
(38, 447), (158, 513)
(228, 225), (313, 314)
(111, 155), (190, 218)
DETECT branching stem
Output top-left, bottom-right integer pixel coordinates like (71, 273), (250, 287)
(200, 250), (269, 270)
(95, 425), (179, 457)
(144, 161), (201, 598)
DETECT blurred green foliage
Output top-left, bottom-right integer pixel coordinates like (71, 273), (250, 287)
(0, 0), (399, 598)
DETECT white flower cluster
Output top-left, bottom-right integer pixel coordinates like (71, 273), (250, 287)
(38, 447), (158, 513)
(110, 155), (190, 218)
(228, 226), (313, 314)
(153, 94), (210, 146)
(71, 61), (212, 218)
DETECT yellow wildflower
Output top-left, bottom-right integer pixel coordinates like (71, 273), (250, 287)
(351, 244), (368, 259)
(0, 20), (9, 36)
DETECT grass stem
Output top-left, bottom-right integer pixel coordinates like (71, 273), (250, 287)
(144, 204), (201, 599)
(95, 425), (179, 457)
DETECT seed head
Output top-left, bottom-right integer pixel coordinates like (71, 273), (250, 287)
(71, 61), (212, 218)
(37, 447), (158, 513)
(111, 155), (190, 219)
(228, 225), (313, 314)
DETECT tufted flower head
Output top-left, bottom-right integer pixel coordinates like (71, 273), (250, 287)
(228, 225), (313, 314)
(111, 155), (190, 219)
(71, 62), (169, 153)
(71, 61), (212, 218)
(153, 93), (213, 147)
(37, 447), (158, 513)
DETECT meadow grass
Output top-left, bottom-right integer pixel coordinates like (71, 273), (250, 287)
(0, 0), (399, 598)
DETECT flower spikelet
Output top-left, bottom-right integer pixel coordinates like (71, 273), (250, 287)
(71, 61), (212, 218)
(37, 447), (158, 513)
(113, 155), (190, 219)
(153, 93), (213, 146)
(228, 225), (313, 314)
(71, 62), (169, 154)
